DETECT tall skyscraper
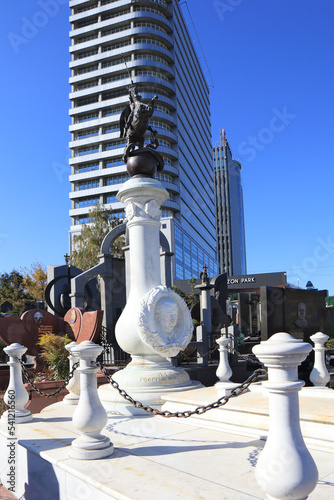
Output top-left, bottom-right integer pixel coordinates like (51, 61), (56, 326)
(68, 0), (218, 281)
(213, 130), (247, 276)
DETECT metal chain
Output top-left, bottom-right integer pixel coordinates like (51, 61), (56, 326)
(228, 346), (261, 364)
(198, 342), (219, 359)
(96, 361), (267, 418)
(17, 359), (79, 398)
(181, 341), (219, 363)
(207, 333), (261, 365)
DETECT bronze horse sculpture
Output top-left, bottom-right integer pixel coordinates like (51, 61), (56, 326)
(120, 85), (159, 162)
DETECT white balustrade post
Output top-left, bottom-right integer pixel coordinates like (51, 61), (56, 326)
(215, 333), (239, 396)
(69, 341), (114, 460)
(253, 332), (318, 500)
(309, 332), (330, 387)
(1, 343), (33, 423)
(216, 335), (232, 383)
(63, 342), (80, 405)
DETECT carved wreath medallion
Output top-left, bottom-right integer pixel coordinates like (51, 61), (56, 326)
(137, 285), (193, 358)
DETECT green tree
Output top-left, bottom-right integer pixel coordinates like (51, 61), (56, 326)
(21, 262), (47, 302)
(186, 276), (199, 309)
(0, 270), (32, 315)
(172, 277), (199, 310)
(70, 204), (125, 271)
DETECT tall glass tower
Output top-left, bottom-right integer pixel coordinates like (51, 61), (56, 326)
(68, 0), (218, 281)
(213, 130), (247, 276)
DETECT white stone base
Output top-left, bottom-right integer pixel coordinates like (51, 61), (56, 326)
(1, 408), (33, 424)
(161, 383), (334, 453)
(214, 381), (241, 397)
(301, 386), (334, 398)
(70, 434), (114, 460)
(63, 394), (80, 405)
(98, 356), (202, 416)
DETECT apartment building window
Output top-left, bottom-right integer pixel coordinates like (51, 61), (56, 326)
(103, 124), (119, 134)
(102, 24), (130, 37)
(133, 37), (169, 50)
(75, 163), (99, 173)
(75, 196), (100, 208)
(102, 55), (131, 69)
(77, 49), (98, 60)
(104, 194), (118, 204)
(134, 22), (168, 34)
(133, 5), (168, 18)
(75, 179), (100, 191)
(104, 173), (129, 185)
(77, 64), (99, 75)
(75, 129), (99, 140)
(104, 140), (126, 151)
(134, 53), (170, 66)
(150, 120), (171, 131)
(156, 172), (173, 183)
(75, 216), (89, 225)
(76, 112), (99, 123)
(102, 73), (128, 84)
(104, 159), (124, 169)
(75, 145), (99, 156)
(102, 106), (124, 117)
(76, 80), (99, 91)
(76, 96), (99, 107)
(101, 9), (130, 21)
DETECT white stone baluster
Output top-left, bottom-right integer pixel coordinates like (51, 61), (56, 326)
(63, 341), (80, 405)
(69, 341), (113, 460)
(1, 343), (33, 423)
(216, 335), (232, 383)
(215, 334), (239, 396)
(309, 332), (330, 387)
(253, 332), (318, 500)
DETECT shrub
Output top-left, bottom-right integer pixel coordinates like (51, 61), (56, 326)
(326, 337), (334, 350)
(37, 334), (72, 380)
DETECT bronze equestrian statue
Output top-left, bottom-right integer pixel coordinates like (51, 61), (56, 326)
(120, 85), (160, 163)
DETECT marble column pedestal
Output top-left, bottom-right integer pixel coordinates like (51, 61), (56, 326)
(98, 176), (202, 415)
(99, 354), (201, 416)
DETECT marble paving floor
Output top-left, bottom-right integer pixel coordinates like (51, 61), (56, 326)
(0, 403), (333, 500)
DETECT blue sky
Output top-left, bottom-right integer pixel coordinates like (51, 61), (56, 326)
(0, 0), (333, 294)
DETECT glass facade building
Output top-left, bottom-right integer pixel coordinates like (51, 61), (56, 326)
(213, 131), (247, 276)
(68, 0), (218, 281)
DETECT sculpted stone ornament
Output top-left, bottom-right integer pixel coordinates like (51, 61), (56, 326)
(145, 200), (161, 219)
(120, 84), (164, 177)
(137, 286), (193, 357)
(125, 202), (137, 220)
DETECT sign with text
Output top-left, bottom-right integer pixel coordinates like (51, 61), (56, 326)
(227, 272), (287, 290)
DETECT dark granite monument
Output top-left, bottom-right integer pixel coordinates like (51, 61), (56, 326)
(0, 307), (103, 360)
(260, 287), (327, 342)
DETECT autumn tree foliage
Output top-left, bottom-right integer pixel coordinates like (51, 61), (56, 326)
(70, 204), (125, 271)
(21, 262), (47, 302)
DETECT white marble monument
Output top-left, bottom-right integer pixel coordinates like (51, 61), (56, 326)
(99, 176), (201, 415)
